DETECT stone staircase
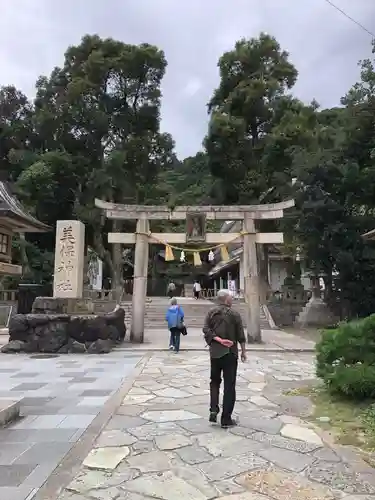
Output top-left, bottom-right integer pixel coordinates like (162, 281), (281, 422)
(120, 297), (271, 330)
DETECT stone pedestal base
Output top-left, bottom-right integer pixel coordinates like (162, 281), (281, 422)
(295, 297), (337, 328)
(32, 296), (94, 315)
(1, 304), (126, 355)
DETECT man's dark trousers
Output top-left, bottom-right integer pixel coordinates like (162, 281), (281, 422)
(209, 352), (238, 422)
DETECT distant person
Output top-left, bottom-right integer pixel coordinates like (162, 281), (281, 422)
(165, 297), (184, 353)
(203, 289), (246, 428)
(167, 281), (176, 298)
(193, 281), (201, 299)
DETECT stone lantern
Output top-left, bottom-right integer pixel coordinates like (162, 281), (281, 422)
(296, 270), (336, 327)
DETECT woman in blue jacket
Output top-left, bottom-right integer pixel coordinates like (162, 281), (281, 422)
(165, 297), (184, 353)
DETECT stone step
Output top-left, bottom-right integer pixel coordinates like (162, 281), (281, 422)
(138, 307), (267, 314)
(138, 312), (267, 318)
(123, 316), (268, 322)
(0, 399), (21, 427)
(122, 311), (267, 317)
(124, 315), (269, 329)
(119, 300), (270, 329)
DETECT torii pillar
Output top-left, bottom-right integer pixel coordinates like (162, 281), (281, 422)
(131, 219), (149, 342)
(243, 214), (260, 343)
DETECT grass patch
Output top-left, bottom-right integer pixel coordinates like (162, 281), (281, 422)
(285, 385), (375, 451)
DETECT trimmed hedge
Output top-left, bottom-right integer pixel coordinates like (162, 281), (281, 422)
(316, 314), (375, 399)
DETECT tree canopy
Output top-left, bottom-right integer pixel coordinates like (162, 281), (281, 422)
(1, 33), (375, 318)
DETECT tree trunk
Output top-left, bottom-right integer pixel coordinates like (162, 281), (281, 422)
(257, 244), (270, 304)
(19, 233), (31, 277)
(93, 229), (114, 291)
(111, 219), (123, 302)
(323, 272), (333, 303)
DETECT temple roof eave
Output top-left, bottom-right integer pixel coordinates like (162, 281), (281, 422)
(362, 228), (375, 241)
(209, 254), (241, 276)
(0, 210), (51, 233)
(0, 182), (51, 233)
(209, 247), (299, 276)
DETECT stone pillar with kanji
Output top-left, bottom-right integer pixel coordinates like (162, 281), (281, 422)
(53, 220), (85, 298)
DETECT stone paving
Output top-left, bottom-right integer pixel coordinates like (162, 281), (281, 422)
(0, 351), (143, 500)
(118, 327), (316, 351)
(57, 351), (375, 500)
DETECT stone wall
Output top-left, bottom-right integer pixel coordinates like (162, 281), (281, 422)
(92, 300), (118, 314)
(1, 307), (126, 354)
(267, 300), (306, 327)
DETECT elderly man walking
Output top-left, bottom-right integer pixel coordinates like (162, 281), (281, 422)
(203, 289), (247, 428)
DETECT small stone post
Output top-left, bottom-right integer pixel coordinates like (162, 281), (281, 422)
(130, 218), (149, 342)
(243, 213), (261, 343)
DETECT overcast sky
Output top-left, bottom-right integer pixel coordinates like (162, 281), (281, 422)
(1, 1), (374, 159)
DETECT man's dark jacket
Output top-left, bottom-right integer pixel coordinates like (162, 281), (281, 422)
(203, 304), (246, 359)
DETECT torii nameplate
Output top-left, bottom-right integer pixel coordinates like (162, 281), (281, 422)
(186, 212), (206, 243)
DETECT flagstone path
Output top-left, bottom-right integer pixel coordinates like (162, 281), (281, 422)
(57, 351), (375, 500)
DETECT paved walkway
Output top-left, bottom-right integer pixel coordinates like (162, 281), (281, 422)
(1, 327), (315, 352)
(56, 351), (375, 500)
(0, 351), (143, 500)
(119, 327), (316, 351)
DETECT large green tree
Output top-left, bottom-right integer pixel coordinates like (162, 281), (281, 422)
(158, 152), (213, 206)
(2, 31), (375, 321)
(205, 33), (298, 203)
(269, 41), (375, 318)
(16, 35), (174, 292)
(204, 34), (375, 319)
(0, 86), (36, 181)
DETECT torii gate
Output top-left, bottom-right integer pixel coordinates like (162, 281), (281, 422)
(95, 199), (295, 343)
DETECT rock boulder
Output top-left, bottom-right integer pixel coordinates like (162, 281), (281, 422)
(1, 307), (127, 354)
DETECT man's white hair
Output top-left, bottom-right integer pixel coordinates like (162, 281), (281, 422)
(170, 297), (178, 305)
(217, 289), (231, 303)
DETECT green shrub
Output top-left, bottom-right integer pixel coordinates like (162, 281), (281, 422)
(324, 364), (375, 399)
(316, 314), (375, 399)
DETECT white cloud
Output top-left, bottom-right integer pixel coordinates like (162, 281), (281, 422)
(182, 78), (203, 97)
(0, 0), (374, 158)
